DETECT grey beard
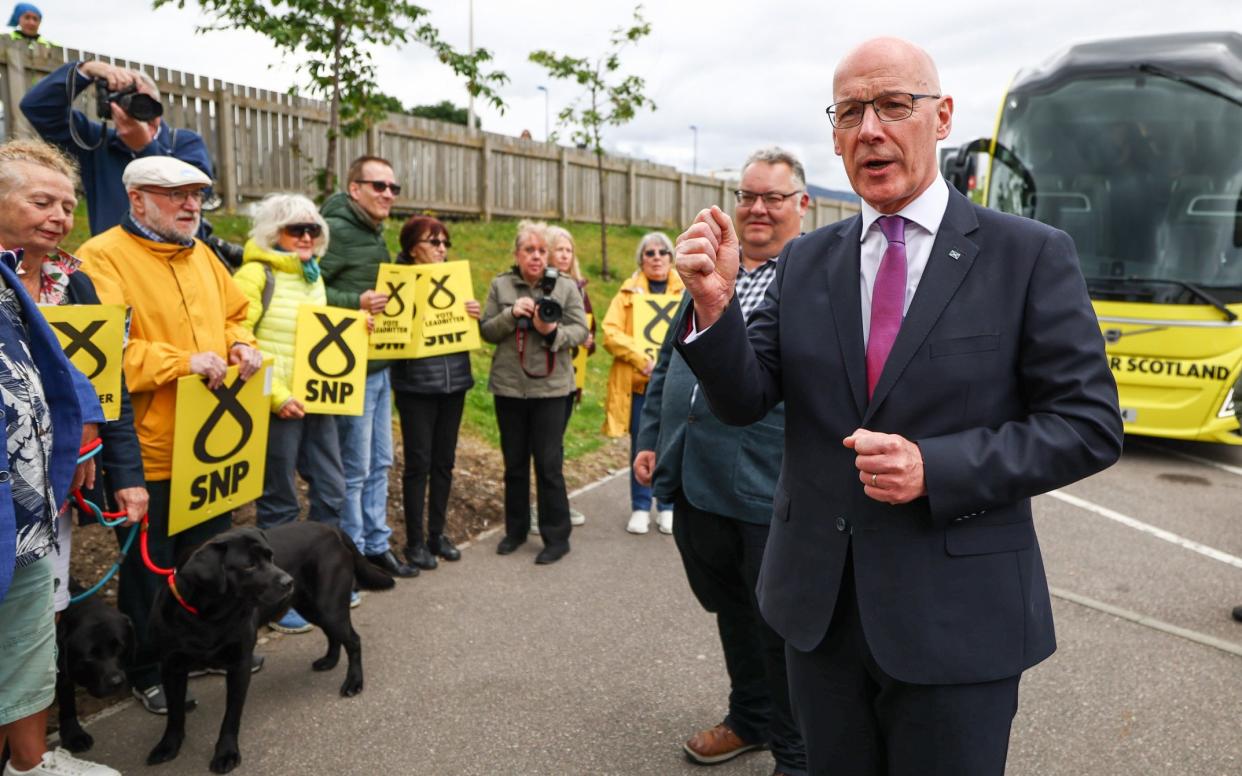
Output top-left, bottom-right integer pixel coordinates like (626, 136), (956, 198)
(146, 218), (198, 245)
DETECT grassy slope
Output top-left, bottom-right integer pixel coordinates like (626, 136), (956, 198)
(62, 207), (661, 460)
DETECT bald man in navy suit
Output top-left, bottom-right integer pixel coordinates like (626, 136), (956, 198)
(673, 38), (1123, 776)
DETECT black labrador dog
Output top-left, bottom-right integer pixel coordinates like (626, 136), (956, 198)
(55, 585), (134, 752)
(146, 527), (293, 774)
(146, 524), (394, 773)
(261, 522), (395, 697)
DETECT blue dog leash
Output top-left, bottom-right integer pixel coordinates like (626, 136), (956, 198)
(67, 440), (139, 606)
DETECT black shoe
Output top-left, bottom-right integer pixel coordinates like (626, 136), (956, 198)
(535, 544), (569, 565)
(404, 543), (438, 571)
(189, 653), (265, 678)
(496, 535), (525, 555)
(429, 534), (461, 562)
(133, 684), (197, 715)
(366, 549), (420, 578)
(1232, 605), (1242, 623)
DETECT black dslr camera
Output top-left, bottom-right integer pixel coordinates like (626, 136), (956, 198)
(517, 268), (562, 330)
(95, 81), (163, 122)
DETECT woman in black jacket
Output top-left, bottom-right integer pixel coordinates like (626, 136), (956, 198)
(392, 216), (480, 570)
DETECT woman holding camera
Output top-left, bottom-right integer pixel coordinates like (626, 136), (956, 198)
(480, 220), (588, 565)
(391, 216), (479, 571)
(602, 232), (683, 536)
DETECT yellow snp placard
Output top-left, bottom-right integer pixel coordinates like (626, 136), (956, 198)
(292, 305), (369, 416)
(169, 362), (271, 535)
(631, 293), (682, 364)
(369, 260), (480, 360)
(370, 263), (420, 345)
(573, 313), (594, 392)
(41, 304), (126, 421)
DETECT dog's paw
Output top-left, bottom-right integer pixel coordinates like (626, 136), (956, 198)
(311, 655), (339, 672)
(60, 727), (94, 752)
(209, 750), (242, 774)
(147, 735), (184, 765)
(340, 675), (363, 697)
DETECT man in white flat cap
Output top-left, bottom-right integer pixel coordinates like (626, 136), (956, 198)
(76, 156), (263, 714)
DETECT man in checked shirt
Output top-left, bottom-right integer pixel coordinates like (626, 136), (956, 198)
(634, 148), (809, 776)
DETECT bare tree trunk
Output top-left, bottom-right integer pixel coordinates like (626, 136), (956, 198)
(597, 148), (609, 280)
(323, 17), (344, 199)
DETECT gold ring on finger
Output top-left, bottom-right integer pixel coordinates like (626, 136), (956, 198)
(871, 473), (878, 487)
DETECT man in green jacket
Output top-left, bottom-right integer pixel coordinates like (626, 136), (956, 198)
(320, 154), (418, 578)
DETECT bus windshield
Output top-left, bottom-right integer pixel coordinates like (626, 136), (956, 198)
(988, 72), (1242, 301)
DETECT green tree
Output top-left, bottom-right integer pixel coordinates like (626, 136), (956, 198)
(154, 0), (507, 197)
(530, 5), (655, 279)
(410, 100), (472, 127)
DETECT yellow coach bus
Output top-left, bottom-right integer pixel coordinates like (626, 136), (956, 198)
(944, 31), (1242, 444)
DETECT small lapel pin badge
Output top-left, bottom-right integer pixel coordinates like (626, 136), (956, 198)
(948, 249), (961, 260)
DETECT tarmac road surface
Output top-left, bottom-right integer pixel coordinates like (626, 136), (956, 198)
(76, 438), (1242, 775)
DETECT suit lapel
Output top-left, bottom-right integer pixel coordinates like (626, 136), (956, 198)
(827, 217), (868, 418)
(863, 191), (980, 424)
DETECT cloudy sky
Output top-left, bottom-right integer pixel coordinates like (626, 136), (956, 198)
(30, 0), (1240, 191)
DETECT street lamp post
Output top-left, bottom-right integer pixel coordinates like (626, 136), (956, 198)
(536, 85), (549, 142)
(689, 125), (699, 175)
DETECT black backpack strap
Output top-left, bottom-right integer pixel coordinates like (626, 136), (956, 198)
(253, 264), (275, 332)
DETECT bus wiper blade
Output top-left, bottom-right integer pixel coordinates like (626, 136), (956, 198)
(1123, 276), (1238, 321)
(1134, 64), (1242, 110)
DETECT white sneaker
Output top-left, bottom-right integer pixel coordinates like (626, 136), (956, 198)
(4, 748), (121, 776)
(626, 510), (650, 534)
(657, 509), (674, 534)
(569, 508), (586, 526)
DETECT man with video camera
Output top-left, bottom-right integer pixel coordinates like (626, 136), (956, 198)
(20, 60), (215, 237)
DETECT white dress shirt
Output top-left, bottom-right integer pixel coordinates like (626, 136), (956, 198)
(859, 176), (949, 347)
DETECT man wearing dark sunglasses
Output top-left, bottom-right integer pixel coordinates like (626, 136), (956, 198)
(319, 154), (419, 580)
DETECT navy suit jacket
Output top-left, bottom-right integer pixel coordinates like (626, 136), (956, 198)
(678, 189), (1123, 685)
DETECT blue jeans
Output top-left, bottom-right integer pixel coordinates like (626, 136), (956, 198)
(336, 369), (394, 555)
(256, 413), (346, 530)
(630, 392), (669, 511)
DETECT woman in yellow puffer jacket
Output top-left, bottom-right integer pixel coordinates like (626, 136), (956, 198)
(602, 232), (684, 535)
(232, 193), (347, 633)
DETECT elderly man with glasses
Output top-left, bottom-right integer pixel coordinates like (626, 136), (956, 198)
(319, 155), (419, 579)
(75, 156), (263, 715)
(633, 147), (808, 775)
(674, 38), (1121, 775)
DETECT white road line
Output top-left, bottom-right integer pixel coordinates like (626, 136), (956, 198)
(1129, 440), (1242, 478)
(1051, 586), (1242, 659)
(1046, 489), (1242, 570)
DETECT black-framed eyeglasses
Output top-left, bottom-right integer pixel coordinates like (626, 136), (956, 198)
(354, 179), (402, 195)
(826, 93), (941, 129)
(140, 187), (206, 205)
(734, 189), (803, 209)
(418, 238), (451, 248)
(283, 223), (323, 239)
(643, 248), (672, 258)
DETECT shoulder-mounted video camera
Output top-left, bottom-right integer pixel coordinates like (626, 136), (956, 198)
(95, 80), (163, 123)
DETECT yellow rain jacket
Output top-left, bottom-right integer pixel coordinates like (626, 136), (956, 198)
(78, 227), (256, 479)
(601, 269), (684, 437)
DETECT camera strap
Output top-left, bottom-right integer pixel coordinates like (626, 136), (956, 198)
(515, 325), (555, 379)
(66, 65), (105, 151)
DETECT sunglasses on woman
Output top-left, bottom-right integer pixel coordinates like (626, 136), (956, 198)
(283, 223), (323, 239)
(644, 248), (671, 258)
(418, 238), (452, 248)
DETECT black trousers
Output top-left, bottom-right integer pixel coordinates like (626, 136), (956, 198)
(673, 501), (807, 775)
(785, 548), (1020, 776)
(112, 479), (231, 690)
(394, 391), (466, 548)
(494, 395), (570, 548)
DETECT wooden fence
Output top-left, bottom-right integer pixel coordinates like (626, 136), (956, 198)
(0, 38), (858, 231)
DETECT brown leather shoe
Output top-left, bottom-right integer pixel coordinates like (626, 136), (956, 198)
(683, 722), (765, 764)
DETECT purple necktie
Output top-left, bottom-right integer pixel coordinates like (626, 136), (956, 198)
(866, 215), (908, 399)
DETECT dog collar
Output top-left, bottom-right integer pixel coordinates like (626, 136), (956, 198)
(168, 574), (200, 616)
